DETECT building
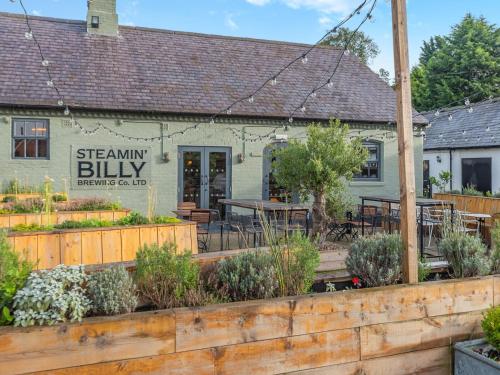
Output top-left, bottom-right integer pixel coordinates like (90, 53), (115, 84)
(0, 0), (427, 215)
(423, 98), (500, 195)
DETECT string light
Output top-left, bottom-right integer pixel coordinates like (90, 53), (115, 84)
(41, 59), (49, 67)
(248, 96), (254, 104)
(270, 77), (277, 86)
(464, 98), (470, 106)
(301, 55), (308, 64)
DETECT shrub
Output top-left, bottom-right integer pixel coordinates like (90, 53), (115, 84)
(2, 179), (41, 194)
(117, 212), (150, 226)
(418, 258), (432, 282)
(462, 184), (483, 196)
(438, 232), (490, 278)
(152, 216), (182, 224)
(11, 198), (45, 213)
(0, 231), (32, 325)
(11, 223), (53, 232)
(214, 250), (278, 301)
(87, 266), (137, 316)
(13, 265), (90, 326)
(135, 243), (200, 309)
(56, 197), (121, 212)
(346, 233), (403, 287)
(482, 306), (500, 351)
(55, 219), (113, 229)
(2, 196), (16, 203)
(491, 223), (500, 274)
(52, 193), (67, 202)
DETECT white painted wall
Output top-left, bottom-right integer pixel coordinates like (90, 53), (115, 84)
(424, 147), (500, 194)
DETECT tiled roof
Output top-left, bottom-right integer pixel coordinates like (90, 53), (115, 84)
(423, 98), (500, 150)
(0, 12), (427, 124)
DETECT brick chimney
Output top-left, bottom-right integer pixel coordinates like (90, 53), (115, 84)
(86, 0), (119, 37)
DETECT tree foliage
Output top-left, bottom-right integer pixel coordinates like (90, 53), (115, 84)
(272, 119), (368, 241)
(320, 27), (380, 65)
(411, 14), (500, 112)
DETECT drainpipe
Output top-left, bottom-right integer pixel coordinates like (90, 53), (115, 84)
(449, 148), (453, 191)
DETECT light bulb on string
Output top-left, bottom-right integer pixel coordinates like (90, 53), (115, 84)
(448, 114), (453, 121)
(464, 98), (470, 106)
(46, 80), (54, 87)
(344, 49), (350, 56)
(270, 77), (277, 86)
(462, 130), (467, 135)
(468, 107), (473, 113)
(226, 108), (232, 115)
(486, 127), (491, 132)
(301, 55), (308, 64)
(300, 105), (306, 113)
(57, 99), (64, 106)
(41, 60), (49, 67)
(288, 117), (294, 123)
(24, 31), (33, 40)
(311, 90), (317, 99)
(64, 106), (70, 116)
(327, 80), (333, 89)
(248, 96), (254, 104)
(434, 110), (440, 117)
(210, 118), (215, 125)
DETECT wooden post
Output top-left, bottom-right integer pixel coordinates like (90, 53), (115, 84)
(391, 0), (418, 283)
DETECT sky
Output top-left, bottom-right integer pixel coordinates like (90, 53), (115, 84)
(1, 0), (499, 77)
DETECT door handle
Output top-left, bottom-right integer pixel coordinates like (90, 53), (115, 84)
(204, 175), (208, 185)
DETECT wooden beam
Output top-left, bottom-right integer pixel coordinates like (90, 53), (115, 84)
(391, 0), (418, 283)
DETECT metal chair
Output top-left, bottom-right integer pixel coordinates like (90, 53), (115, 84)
(239, 215), (264, 248)
(190, 209), (211, 252)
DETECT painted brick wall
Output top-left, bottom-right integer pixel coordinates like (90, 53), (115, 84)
(0, 110), (423, 215)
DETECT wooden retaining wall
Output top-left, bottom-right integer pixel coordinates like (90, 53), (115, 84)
(0, 209), (130, 229)
(0, 276), (497, 375)
(0, 193), (47, 201)
(7, 222), (197, 269)
(434, 193), (500, 221)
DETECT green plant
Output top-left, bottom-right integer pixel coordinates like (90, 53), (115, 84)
(482, 306), (500, 351)
(491, 223), (500, 274)
(13, 265), (90, 327)
(11, 198), (45, 213)
(0, 231), (32, 325)
(272, 119), (368, 242)
(214, 250), (278, 301)
(429, 171), (452, 194)
(52, 193), (67, 202)
(87, 266), (138, 316)
(418, 258), (432, 282)
(135, 243), (200, 309)
(346, 233), (403, 287)
(2, 196), (16, 203)
(326, 183), (355, 220)
(152, 216), (182, 224)
(55, 219), (114, 229)
(462, 184), (483, 196)
(56, 198), (121, 212)
(2, 179), (42, 194)
(438, 232), (490, 278)
(117, 212), (149, 226)
(11, 223), (53, 232)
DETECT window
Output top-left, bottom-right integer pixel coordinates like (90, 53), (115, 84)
(462, 158), (491, 193)
(12, 119), (49, 159)
(354, 142), (381, 180)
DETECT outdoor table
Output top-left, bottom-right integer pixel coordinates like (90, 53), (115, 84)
(359, 195), (454, 258)
(218, 199), (311, 246)
(173, 208), (226, 251)
(460, 212), (491, 236)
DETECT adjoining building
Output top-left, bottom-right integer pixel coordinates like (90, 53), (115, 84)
(423, 98), (500, 195)
(0, 0), (427, 215)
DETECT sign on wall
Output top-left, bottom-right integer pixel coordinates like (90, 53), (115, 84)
(71, 145), (151, 189)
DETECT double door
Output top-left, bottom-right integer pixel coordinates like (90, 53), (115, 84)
(178, 146), (231, 213)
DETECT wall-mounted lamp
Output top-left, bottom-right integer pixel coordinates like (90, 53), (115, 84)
(436, 155), (442, 163)
(162, 152), (170, 163)
(91, 15), (100, 28)
(237, 153), (245, 163)
(116, 119), (124, 126)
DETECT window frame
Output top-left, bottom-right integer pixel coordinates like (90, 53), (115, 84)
(353, 140), (382, 182)
(11, 118), (50, 160)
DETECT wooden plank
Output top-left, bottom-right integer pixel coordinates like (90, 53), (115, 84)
(85, 212), (100, 220)
(174, 225), (191, 254)
(494, 276), (500, 306)
(56, 212), (74, 225)
(176, 298), (293, 352)
(121, 228), (140, 261)
(81, 230), (103, 265)
(8, 214), (27, 227)
(0, 215), (10, 228)
(24, 213), (42, 226)
(34, 349), (215, 375)
(0, 311), (176, 375)
(285, 346), (450, 375)
(101, 229), (122, 263)
(392, 0), (418, 284)
(37, 233), (61, 269)
(213, 329), (360, 375)
(157, 225), (176, 248)
(139, 226), (158, 247)
(60, 232), (82, 265)
(190, 223), (198, 255)
(100, 211), (115, 221)
(70, 212), (87, 222)
(113, 210), (128, 221)
(360, 311), (483, 360)
(41, 213), (57, 226)
(13, 235), (38, 265)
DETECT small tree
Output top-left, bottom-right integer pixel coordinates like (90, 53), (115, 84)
(429, 170), (452, 193)
(273, 119), (368, 242)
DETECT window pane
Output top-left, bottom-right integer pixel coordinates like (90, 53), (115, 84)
(34, 122), (47, 138)
(369, 164), (379, 178)
(22, 120), (36, 137)
(367, 146), (378, 161)
(14, 139), (25, 157)
(14, 121), (26, 137)
(37, 139), (48, 158)
(25, 139), (36, 158)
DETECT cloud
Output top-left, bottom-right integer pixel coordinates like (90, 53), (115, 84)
(225, 13), (239, 30)
(318, 15), (332, 26)
(32, 9), (41, 16)
(246, 0), (353, 14)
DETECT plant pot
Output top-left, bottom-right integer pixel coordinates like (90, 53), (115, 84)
(455, 339), (500, 374)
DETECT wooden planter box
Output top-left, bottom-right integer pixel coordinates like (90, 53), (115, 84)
(0, 193), (47, 201)
(433, 193), (500, 221)
(7, 221), (197, 269)
(0, 276), (497, 375)
(455, 339), (500, 374)
(0, 209), (130, 229)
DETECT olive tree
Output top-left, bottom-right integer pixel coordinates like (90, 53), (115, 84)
(273, 119), (368, 242)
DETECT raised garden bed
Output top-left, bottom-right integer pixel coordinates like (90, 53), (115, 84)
(7, 221), (197, 269)
(0, 209), (130, 229)
(0, 276), (496, 375)
(455, 338), (500, 374)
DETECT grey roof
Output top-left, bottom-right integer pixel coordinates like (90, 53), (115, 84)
(423, 98), (500, 150)
(0, 12), (428, 124)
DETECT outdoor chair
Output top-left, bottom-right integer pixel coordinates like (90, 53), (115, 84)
(190, 209), (211, 253)
(417, 207), (442, 248)
(226, 212), (245, 249)
(327, 214), (353, 241)
(349, 205), (381, 235)
(208, 208), (230, 251)
(239, 215), (264, 248)
(457, 210), (480, 236)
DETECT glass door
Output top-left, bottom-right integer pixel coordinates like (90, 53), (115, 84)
(178, 147), (231, 211)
